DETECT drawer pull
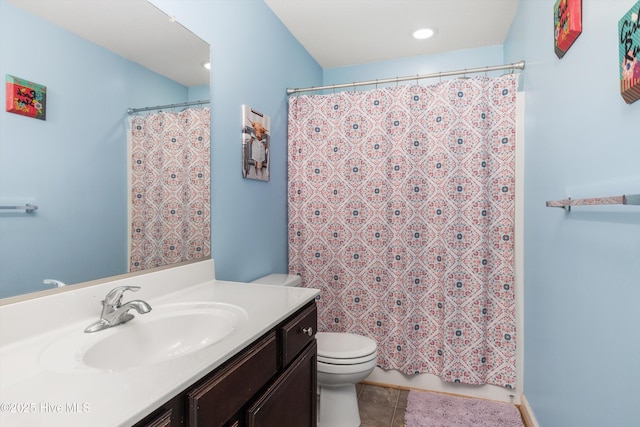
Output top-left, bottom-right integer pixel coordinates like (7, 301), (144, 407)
(302, 327), (313, 336)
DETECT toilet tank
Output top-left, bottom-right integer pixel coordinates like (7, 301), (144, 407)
(251, 273), (302, 287)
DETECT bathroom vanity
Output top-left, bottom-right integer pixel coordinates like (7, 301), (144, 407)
(135, 302), (318, 426)
(0, 260), (320, 427)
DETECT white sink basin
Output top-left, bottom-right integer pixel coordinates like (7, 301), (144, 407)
(40, 302), (248, 373)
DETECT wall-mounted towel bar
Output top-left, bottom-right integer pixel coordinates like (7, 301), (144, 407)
(0, 203), (38, 213)
(546, 194), (640, 211)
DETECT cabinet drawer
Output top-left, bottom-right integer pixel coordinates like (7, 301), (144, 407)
(133, 394), (184, 427)
(279, 303), (317, 367)
(135, 408), (172, 427)
(188, 331), (277, 427)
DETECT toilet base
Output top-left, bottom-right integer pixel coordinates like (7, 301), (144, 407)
(317, 383), (360, 427)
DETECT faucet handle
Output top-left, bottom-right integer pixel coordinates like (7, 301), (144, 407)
(103, 286), (140, 306)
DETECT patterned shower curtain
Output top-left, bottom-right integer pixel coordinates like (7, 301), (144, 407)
(129, 108), (211, 271)
(287, 74), (517, 388)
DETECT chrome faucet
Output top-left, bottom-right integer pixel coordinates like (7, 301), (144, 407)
(84, 286), (152, 333)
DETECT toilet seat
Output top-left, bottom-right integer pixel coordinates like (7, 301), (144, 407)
(316, 332), (378, 365)
(317, 352), (377, 365)
(317, 355), (378, 375)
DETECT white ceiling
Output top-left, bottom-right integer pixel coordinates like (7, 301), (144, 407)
(6, 0), (210, 87)
(264, 0), (520, 69)
(7, 0), (519, 86)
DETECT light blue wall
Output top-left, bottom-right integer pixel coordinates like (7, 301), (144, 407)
(150, 0), (322, 282)
(188, 85), (209, 102)
(323, 45), (504, 87)
(0, 0), (189, 297)
(504, 1), (640, 425)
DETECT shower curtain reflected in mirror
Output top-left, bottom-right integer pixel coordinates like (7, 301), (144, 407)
(287, 75), (518, 388)
(128, 108), (210, 272)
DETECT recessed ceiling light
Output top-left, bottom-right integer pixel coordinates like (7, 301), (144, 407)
(413, 28), (436, 40)
(202, 62), (211, 70)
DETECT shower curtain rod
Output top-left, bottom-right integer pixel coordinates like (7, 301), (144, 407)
(286, 60), (525, 95)
(126, 99), (210, 115)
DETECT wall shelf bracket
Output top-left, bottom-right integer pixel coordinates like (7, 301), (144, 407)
(546, 194), (640, 211)
(0, 203), (38, 213)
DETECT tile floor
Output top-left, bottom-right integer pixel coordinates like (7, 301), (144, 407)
(357, 383), (408, 427)
(356, 383), (528, 427)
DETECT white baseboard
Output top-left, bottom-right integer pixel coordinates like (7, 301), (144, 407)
(519, 394), (540, 427)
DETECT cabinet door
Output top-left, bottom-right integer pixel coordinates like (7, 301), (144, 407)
(246, 341), (317, 427)
(188, 332), (278, 427)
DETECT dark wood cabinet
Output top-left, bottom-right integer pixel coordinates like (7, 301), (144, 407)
(279, 303), (317, 368)
(134, 301), (317, 427)
(139, 408), (173, 427)
(246, 341), (317, 427)
(188, 332), (278, 426)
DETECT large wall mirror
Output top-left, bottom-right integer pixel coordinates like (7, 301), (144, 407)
(0, 0), (210, 300)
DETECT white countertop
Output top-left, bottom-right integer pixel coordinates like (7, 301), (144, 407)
(0, 260), (319, 427)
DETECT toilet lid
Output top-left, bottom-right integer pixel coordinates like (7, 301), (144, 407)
(316, 332), (378, 359)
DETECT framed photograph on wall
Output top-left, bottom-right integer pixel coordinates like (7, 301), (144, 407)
(554, 0), (582, 58)
(619, 1), (640, 104)
(242, 105), (271, 181)
(5, 74), (46, 120)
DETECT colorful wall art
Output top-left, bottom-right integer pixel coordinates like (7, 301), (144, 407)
(242, 105), (271, 181)
(5, 74), (46, 120)
(619, 1), (640, 104)
(554, 0), (582, 58)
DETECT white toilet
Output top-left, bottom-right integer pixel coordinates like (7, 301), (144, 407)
(251, 273), (378, 427)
